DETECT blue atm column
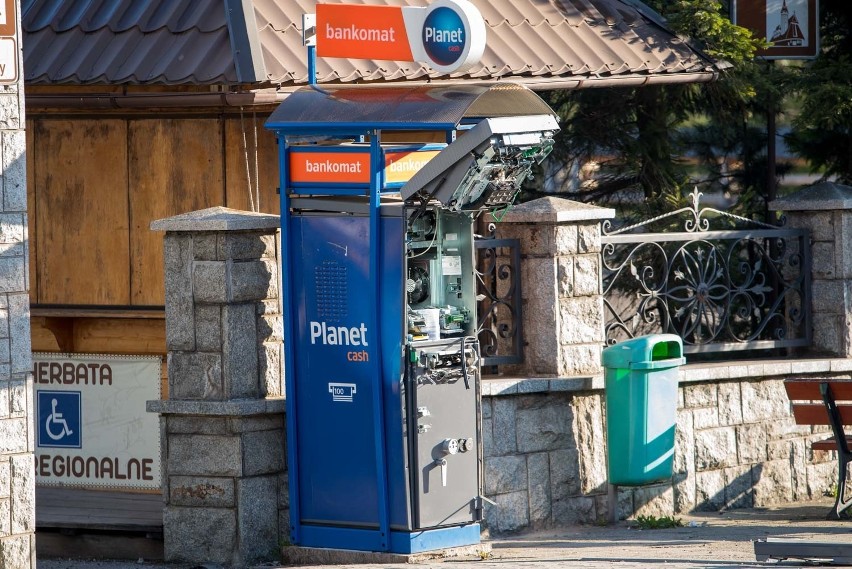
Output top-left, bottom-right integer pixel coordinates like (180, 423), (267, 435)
(290, 213), (385, 528)
(288, 202), (482, 550)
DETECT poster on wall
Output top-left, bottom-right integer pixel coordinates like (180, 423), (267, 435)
(734, 0), (819, 59)
(32, 353), (162, 491)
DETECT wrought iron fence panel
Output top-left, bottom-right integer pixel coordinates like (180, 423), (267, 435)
(601, 189), (811, 354)
(475, 224), (523, 368)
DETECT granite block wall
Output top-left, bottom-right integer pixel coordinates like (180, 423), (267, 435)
(496, 197), (614, 378)
(480, 366), (839, 534)
(149, 209), (286, 568)
(0, 8), (35, 567)
(771, 183), (852, 356)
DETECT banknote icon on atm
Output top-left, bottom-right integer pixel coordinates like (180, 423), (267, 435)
(328, 383), (357, 403)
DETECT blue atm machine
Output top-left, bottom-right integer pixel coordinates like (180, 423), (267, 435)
(266, 83), (558, 553)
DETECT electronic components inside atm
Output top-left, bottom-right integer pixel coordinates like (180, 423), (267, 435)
(407, 308), (429, 341)
(406, 210), (437, 244)
(443, 134), (554, 212)
(400, 114), (559, 214)
(406, 264), (430, 305)
(439, 305), (470, 335)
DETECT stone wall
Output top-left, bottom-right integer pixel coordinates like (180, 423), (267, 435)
(477, 194), (839, 533)
(771, 182), (852, 356)
(157, 407), (286, 564)
(148, 208), (286, 568)
(496, 197), (614, 377)
(0, 4), (35, 567)
(480, 360), (840, 533)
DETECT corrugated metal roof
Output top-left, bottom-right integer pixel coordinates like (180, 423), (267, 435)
(22, 0), (720, 87)
(23, 0), (244, 84)
(255, 0), (718, 86)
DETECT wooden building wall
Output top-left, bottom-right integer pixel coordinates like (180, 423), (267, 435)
(27, 114), (280, 393)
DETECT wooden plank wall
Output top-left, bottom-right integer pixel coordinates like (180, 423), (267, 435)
(34, 119), (130, 305)
(29, 115), (279, 309)
(28, 115), (280, 393)
(129, 119), (225, 306)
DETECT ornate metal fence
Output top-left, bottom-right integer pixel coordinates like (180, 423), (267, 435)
(475, 223), (523, 368)
(601, 190), (811, 354)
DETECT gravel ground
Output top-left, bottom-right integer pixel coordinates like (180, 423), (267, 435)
(38, 499), (852, 569)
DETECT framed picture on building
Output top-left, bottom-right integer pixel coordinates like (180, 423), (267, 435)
(734, 0), (819, 59)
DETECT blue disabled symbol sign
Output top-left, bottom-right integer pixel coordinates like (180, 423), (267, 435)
(38, 391), (82, 449)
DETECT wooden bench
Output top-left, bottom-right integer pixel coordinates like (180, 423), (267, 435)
(36, 487), (163, 534)
(785, 378), (852, 519)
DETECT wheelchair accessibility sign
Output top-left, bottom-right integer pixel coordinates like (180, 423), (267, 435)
(37, 391), (82, 449)
(32, 353), (161, 490)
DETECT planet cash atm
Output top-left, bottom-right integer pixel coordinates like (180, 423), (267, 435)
(266, 83), (558, 553)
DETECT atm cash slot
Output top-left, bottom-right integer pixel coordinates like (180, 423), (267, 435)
(422, 350), (463, 369)
(408, 342), (479, 386)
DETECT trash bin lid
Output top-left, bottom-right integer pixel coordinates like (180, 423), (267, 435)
(601, 334), (685, 369)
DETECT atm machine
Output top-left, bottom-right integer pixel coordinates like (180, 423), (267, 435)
(266, 83), (558, 553)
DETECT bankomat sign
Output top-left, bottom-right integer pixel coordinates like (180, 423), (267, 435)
(289, 147), (443, 185)
(316, 0), (486, 73)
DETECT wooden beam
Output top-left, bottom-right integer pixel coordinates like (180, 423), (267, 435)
(42, 317), (74, 353)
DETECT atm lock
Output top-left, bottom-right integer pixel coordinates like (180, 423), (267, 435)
(432, 437), (476, 487)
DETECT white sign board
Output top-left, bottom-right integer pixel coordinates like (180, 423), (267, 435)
(0, 38), (16, 83)
(0, 0), (17, 83)
(33, 353), (162, 490)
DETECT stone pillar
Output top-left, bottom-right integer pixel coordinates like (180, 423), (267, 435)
(1, 2), (35, 566)
(771, 182), (852, 357)
(496, 197), (614, 377)
(147, 207), (286, 567)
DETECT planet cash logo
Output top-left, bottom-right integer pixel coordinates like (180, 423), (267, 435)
(422, 6), (466, 67)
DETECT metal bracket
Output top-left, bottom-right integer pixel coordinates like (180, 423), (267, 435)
(475, 495), (497, 510)
(302, 14), (317, 46)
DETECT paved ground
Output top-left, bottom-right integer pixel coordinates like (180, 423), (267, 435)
(39, 499), (852, 568)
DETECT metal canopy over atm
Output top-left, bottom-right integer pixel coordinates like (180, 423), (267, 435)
(267, 83), (556, 129)
(266, 82), (558, 554)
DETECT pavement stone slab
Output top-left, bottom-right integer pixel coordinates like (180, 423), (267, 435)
(36, 499), (851, 569)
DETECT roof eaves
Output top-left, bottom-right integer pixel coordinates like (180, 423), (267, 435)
(224, 0), (266, 83)
(613, 0), (721, 73)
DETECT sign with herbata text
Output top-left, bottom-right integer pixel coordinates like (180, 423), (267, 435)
(32, 353), (162, 490)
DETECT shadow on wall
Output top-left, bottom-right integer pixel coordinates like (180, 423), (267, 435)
(693, 464), (761, 512)
(482, 392), (597, 534)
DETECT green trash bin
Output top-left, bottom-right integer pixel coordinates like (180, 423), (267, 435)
(602, 334), (685, 486)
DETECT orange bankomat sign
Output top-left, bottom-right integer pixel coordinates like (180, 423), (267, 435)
(385, 150), (442, 185)
(290, 150), (371, 184)
(289, 146), (443, 186)
(315, 0), (486, 74)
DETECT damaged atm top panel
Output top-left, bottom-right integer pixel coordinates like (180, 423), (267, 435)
(266, 82), (555, 132)
(266, 82), (559, 213)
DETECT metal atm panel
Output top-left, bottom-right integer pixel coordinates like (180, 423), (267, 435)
(401, 115), (559, 212)
(403, 206), (481, 529)
(291, 214), (381, 526)
(409, 338), (480, 528)
(291, 207), (415, 531)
